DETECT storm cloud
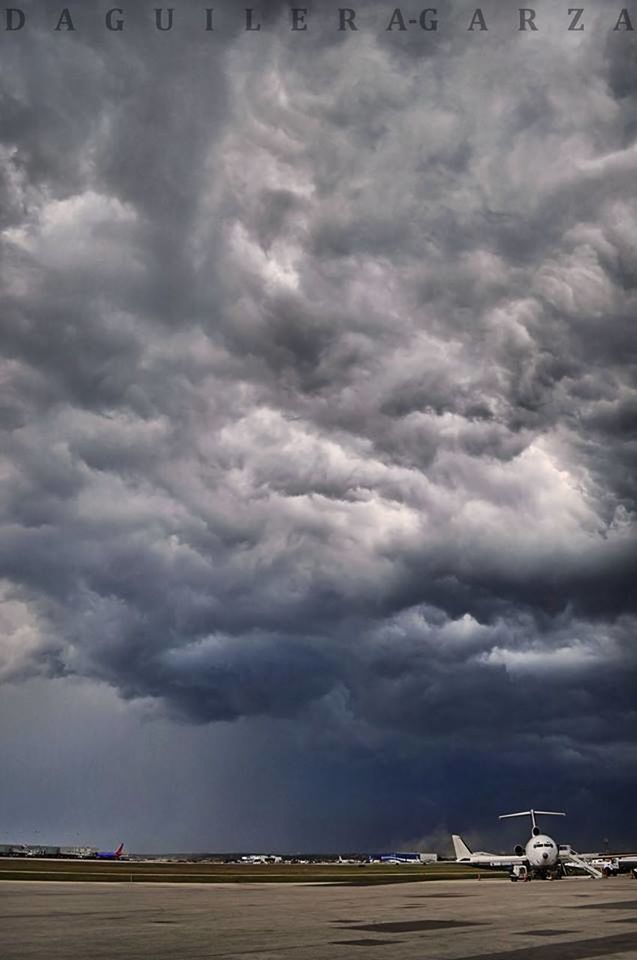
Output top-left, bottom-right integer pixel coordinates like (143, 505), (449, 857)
(0, 1), (635, 849)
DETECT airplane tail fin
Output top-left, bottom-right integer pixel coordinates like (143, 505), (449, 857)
(499, 809), (565, 833)
(452, 835), (472, 859)
(499, 810), (565, 819)
(114, 843), (124, 858)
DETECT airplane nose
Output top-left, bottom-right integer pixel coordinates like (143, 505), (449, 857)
(542, 853), (549, 860)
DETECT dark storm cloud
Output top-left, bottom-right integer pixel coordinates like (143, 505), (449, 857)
(0, 0), (636, 845)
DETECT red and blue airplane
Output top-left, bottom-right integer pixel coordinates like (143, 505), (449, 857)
(95, 843), (125, 860)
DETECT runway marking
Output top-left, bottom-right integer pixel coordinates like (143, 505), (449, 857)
(344, 919), (483, 933)
(331, 938), (404, 946)
(424, 892), (470, 898)
(516, 930), (576, 936)
(458, 930), (637, 960)
(575, 901), (637, 910)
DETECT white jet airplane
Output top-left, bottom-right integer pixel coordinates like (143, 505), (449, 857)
(500, 809), (567, 879)
(453, 809), (603, 881)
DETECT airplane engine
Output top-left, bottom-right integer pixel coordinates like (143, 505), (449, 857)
(515, 845), (524, 856)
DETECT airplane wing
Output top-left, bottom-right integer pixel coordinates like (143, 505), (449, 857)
(485, 855), (527, 868)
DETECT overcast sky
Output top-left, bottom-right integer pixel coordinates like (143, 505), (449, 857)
(0, 1), (635, 854)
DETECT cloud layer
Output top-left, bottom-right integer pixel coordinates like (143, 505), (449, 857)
(0, 1), (635, 846)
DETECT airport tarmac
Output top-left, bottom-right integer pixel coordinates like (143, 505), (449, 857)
(2, 876), (637, 960)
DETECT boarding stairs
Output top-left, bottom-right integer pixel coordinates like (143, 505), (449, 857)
(565, 851), (603, 879)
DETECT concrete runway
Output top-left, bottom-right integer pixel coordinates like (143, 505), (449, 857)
(1, 876), (636, 960)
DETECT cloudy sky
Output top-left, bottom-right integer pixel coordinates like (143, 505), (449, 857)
(0, 1), (635, 854)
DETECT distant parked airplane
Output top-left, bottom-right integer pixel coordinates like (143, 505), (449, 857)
(377, 852), (433, 864)
(239, 854), (282, 864)
(95, 843), (125, 860)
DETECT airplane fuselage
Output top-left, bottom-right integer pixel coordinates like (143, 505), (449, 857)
(525, 833), (559, 871)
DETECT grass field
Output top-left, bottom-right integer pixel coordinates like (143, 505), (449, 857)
(0, 858), (507, 885)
